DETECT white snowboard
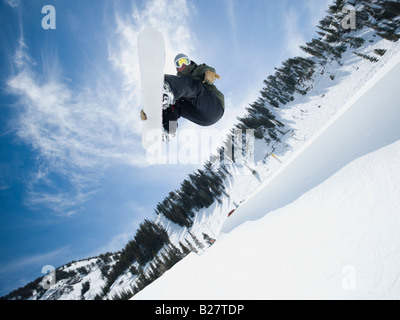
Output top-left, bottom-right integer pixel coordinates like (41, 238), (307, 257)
(138, 27), (165, 152)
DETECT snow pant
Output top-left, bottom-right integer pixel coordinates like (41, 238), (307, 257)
(165, 74), (224, 127)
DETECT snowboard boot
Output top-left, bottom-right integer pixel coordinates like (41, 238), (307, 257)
(162, 102), (181, 138)
(163, 81), (175, 110)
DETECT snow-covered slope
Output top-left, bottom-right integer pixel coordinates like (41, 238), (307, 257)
(223, 46), (400, 234)
(133, 48), (400, 300)
(135, 140), (400, 299)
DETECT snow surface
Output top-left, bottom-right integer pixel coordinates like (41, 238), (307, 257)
(223, 42), (400, 234)
(133, 41), (400, 300)
(135, 141), (400, 299)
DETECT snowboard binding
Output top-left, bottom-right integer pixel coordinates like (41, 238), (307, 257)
(162, 103), (181, 141)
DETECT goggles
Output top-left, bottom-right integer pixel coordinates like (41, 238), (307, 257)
(175, 57), (191, 69)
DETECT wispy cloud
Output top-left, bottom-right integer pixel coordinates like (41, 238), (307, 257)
(0, 245), (73, 296)
(3, 0), (21, 8)
(108, 0), (196, 113)
(92, 231), (133, 256)
(223, 0), (239, 54)
(0, 245), (71, 292)
(283, 0), (332, 57)
(0, 246), (71, 275)
(304, 0), (332, 26)
(283, 6), (307, 57)
(6, 0), (197, 215)
(7, 40), (143, 214)
(13, 38), (36, 68)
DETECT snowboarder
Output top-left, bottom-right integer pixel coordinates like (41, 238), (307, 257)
(141, 54), (225, 136)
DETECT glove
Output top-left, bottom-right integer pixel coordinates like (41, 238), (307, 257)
(203, 70), (220, 84)
(140, 109), (147, 121)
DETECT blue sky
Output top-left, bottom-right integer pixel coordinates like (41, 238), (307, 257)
(0, 0), (331, 296)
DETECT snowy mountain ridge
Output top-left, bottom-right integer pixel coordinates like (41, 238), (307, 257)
(2, 1), (400, 300)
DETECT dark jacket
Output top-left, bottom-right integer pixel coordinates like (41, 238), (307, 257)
(177, 62), (225, 110)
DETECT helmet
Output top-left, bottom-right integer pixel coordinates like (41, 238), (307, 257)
(174, 53), (191, 69)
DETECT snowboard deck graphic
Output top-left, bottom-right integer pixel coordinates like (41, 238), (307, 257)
(138, 27), (166, 152)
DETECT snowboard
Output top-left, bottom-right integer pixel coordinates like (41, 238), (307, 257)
(138, 27), (166, 152)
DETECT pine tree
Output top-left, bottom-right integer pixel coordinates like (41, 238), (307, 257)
(179, 241), (192, 255)
(185, 239), (197, 254)
(188, 231), (204, 250)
